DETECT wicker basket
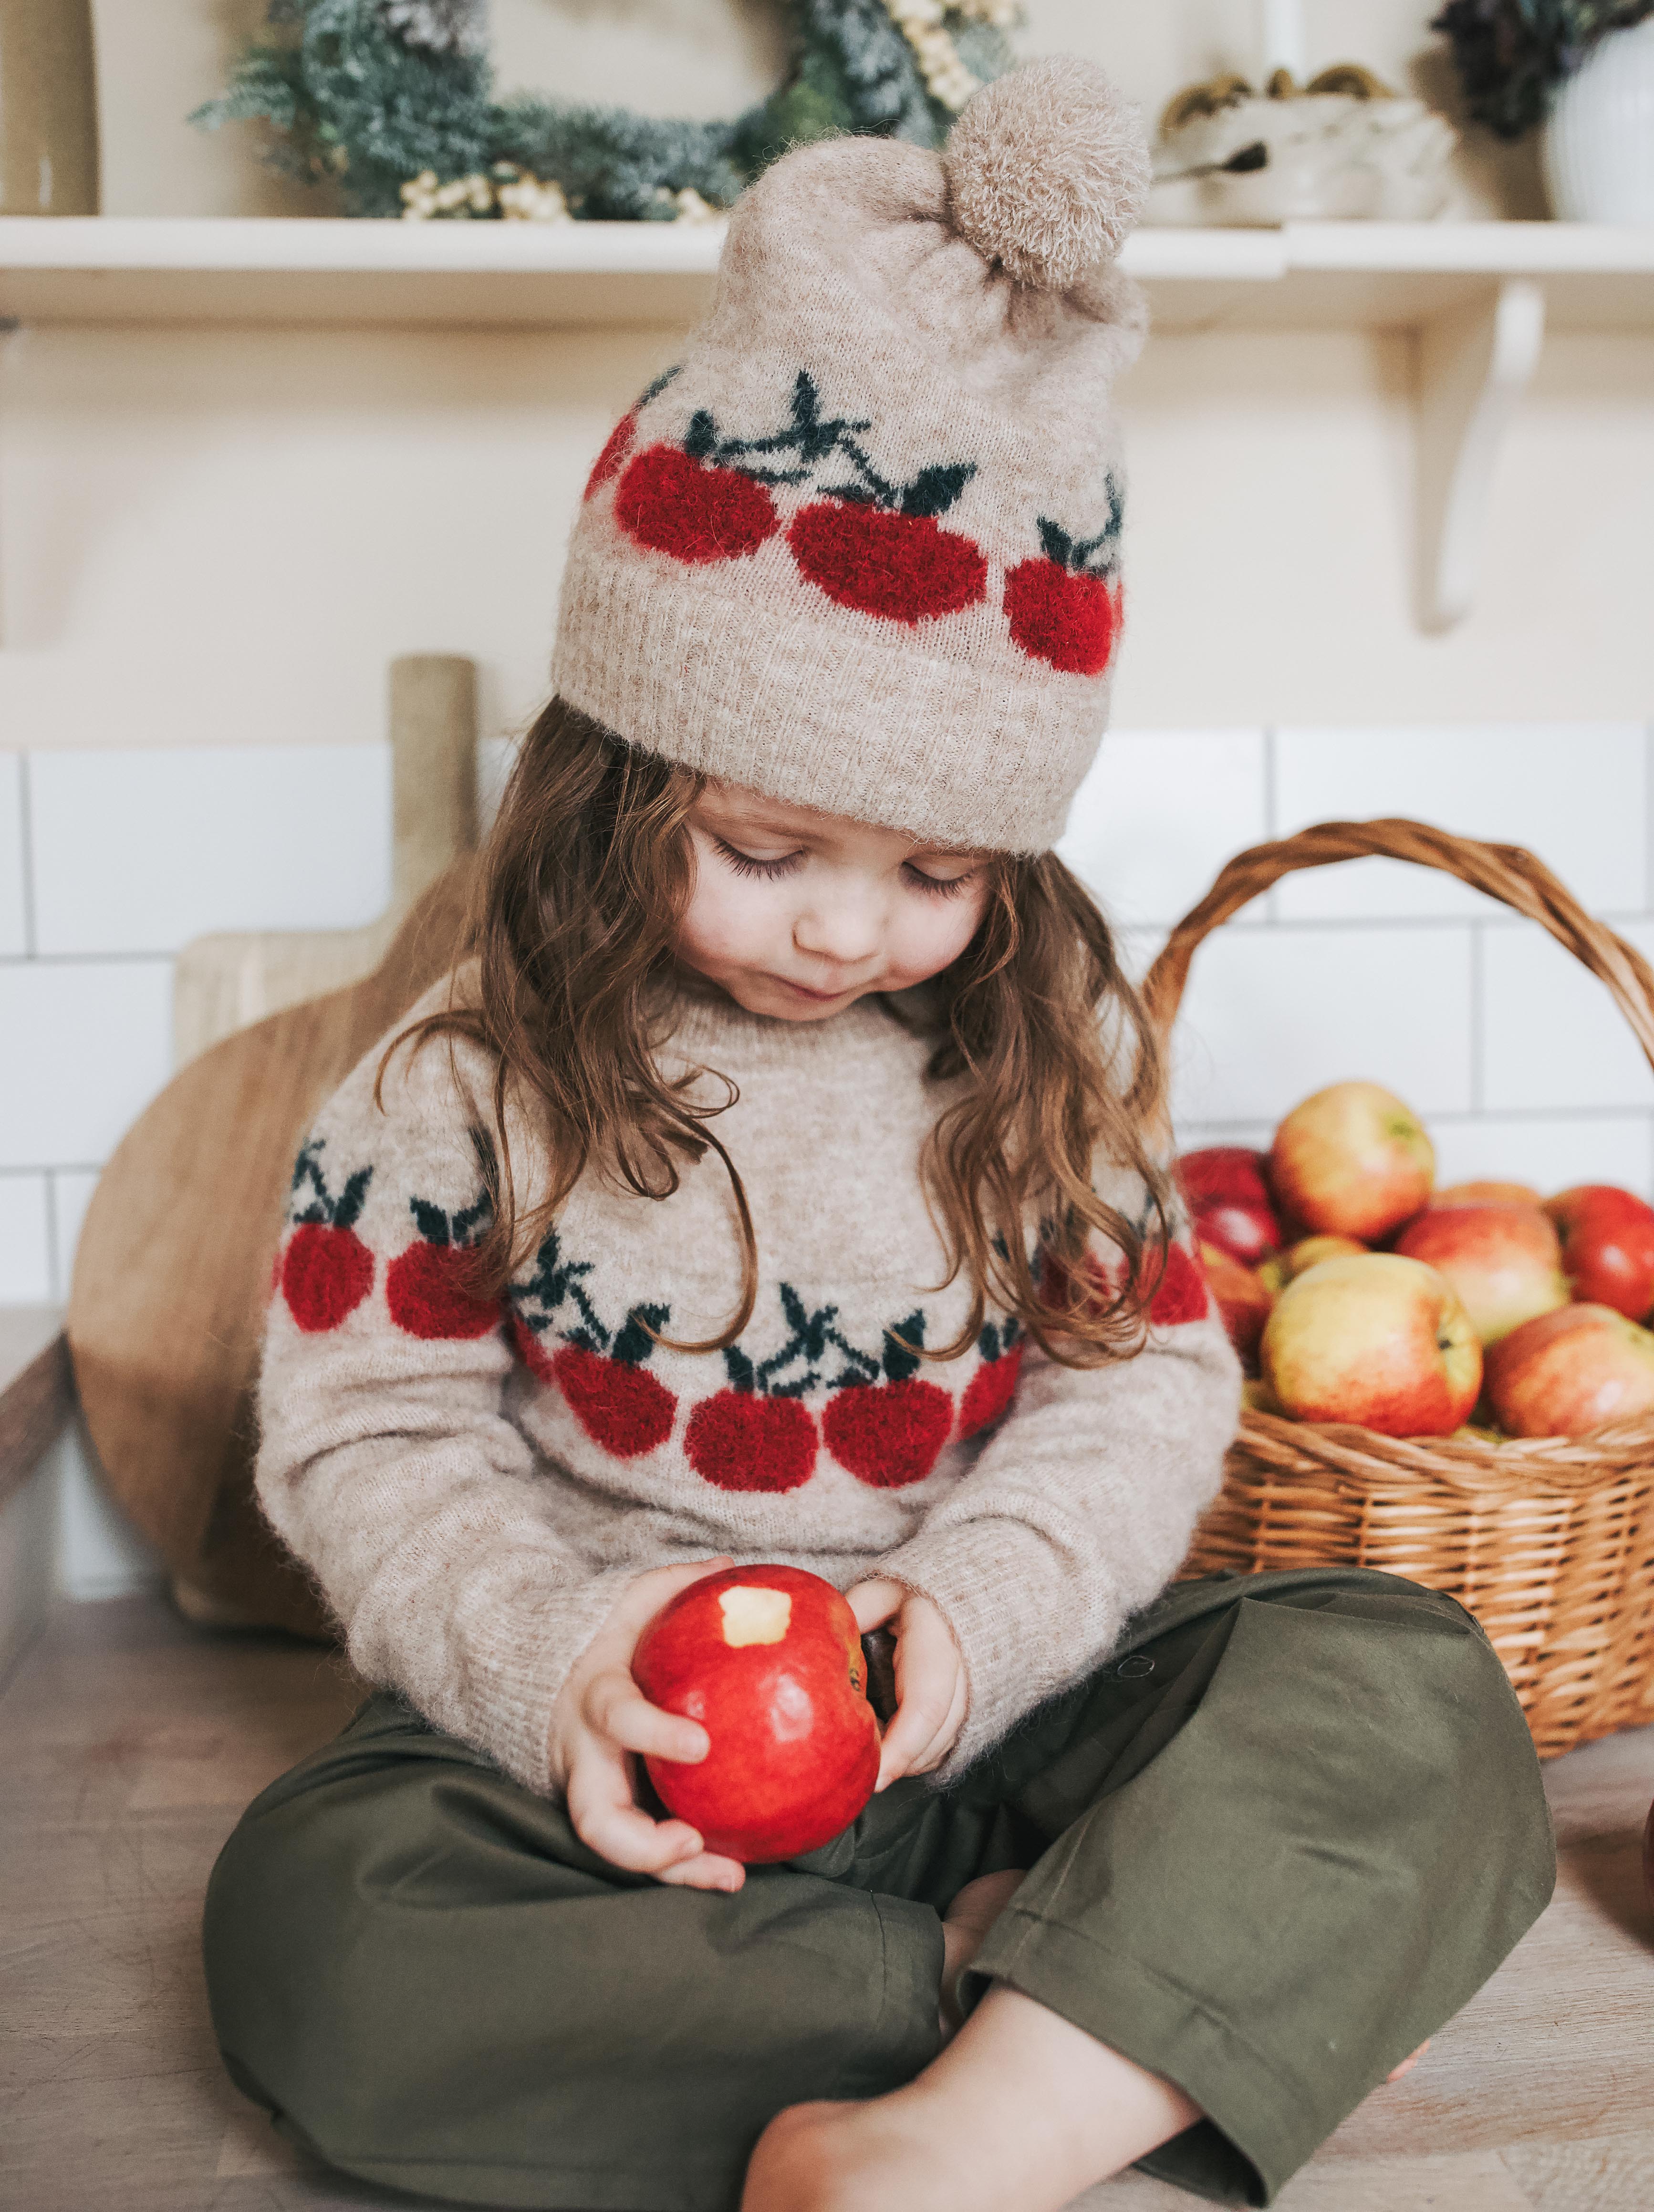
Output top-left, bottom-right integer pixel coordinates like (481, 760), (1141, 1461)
(1145, 818), (1654, 1758)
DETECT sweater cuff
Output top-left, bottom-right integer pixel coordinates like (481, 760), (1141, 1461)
(876, 1521), (1126, 1781)
(347, 1552), (639, 1800)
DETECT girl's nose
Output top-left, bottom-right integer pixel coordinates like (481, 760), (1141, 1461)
(793, 894), (883, 968)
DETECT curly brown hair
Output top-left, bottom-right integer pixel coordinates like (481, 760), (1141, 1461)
(390, 694), (1174, 1368)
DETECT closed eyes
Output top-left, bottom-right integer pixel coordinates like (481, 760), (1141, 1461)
(711, 836), (975, 899)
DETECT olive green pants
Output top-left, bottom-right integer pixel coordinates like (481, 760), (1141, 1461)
(203, 1569), (1554, 2211)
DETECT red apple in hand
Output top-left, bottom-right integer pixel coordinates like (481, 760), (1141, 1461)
(632, 1564), (879, 1863)
(1394, 1204), (1569, 1345)
(1269, 1083), (1435, 1241)
(1484, 1303), (1654, 1437)
(1176, 1147), (1281, 1267)
(1260, 1253), (1481, 1437)
(1544, 1186), (1654, 1321)
(1197, 1241), (1273, 1368)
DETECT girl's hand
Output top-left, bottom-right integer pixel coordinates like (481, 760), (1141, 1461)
(846, 1578), (968, 1789)
(549, 1557), (747, 1893)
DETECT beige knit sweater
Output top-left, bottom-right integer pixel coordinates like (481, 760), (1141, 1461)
(256, 972), (1240, 1797)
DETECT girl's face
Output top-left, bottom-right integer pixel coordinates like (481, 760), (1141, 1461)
(675, 781), (992, 1023)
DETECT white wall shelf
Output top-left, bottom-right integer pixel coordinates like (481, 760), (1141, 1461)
(1, 218), (1650, 631)
(0, 217), (1650, 333)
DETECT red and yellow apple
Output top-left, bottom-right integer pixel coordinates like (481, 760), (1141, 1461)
(1483, 1302), (1654, 1438)
(1259, 1253), (1481, 1437)
(1255, 1234), (1367, 1299)
(1544, 1185), (1654, 1321)
(632, 1564), (879, 1863)
(1197, 1240), (1273, 1367)
(1393, 1203), (1569, 1345)
(1269, 1083), (1435, 1242)
(1176, 1147), (1281, 1267)
(1430, 1179), (1541, 1209)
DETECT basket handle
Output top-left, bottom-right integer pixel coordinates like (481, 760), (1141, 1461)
(1141, 817), (1654, 1078)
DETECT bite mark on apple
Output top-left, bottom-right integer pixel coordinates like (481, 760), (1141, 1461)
(719, 1586), (792, 1647)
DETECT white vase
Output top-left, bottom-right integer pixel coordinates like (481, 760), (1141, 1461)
(1543, 16), (1654, 222)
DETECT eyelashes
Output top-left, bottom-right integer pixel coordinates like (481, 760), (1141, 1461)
(903, 866), (975, 900)
(713, 837), (804, 883)
(711, 836), (975, 900)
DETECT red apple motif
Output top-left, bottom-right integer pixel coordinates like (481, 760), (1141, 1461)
(823, 1310), (954, 1488)
(633, 1563), (879, 1863)
(1003, 560), (1118, 675)
(1176, 1146), (1282, 1268)
(686, 1343), (819, 1493)
(280, 1141), (374, 1333)
(957, 1321), (1024, 1439)
(786, 427), (987, 624)
(1544, 1185), (1654, 1321)
(1003, 500), (1124, 675)
(1146, 1240), (1214, 1327)
(385, 1243), (501, 1341)
(615, 443), (780, 565)
(385, 1191), (501, 1341)
(509, 1231), (677, 1458)
(552, 1339), (676, 1458)
(788, 499), (987, 625)
(281, 1221), (374, 1334)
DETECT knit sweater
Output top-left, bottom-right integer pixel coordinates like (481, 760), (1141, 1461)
(255, 971), (1241, 1797)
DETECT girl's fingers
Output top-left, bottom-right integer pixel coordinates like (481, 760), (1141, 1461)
(566, 1753), (705, 1877)
(585, 1668), (708, 1764)
(877, 1598), (970, 1786)
(904, 1670), (970, 1778)
(847, 1577), (905, 1635)
(655, 1850), (747, 1894)
(877, 1665), (963, 1788)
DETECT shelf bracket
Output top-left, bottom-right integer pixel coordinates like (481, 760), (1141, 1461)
(1416, 277), (1546, 633)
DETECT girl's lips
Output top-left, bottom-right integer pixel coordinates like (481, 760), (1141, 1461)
(775, 976), (853, 1003)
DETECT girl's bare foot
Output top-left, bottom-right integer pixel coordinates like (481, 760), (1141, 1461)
(739, 2091), (1016, 2212)
(937, 1870), (1025, 2040)
(1387, 2039), (1430, 2082)
(740, 1986), (1199, 2212)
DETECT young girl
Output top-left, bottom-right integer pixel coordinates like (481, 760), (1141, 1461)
(203, 58), (1552, 2212)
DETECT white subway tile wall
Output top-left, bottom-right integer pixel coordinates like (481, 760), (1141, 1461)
(29, 744), (393, 956)
(0, 754), (27, 958)
(0, 1173), (52, 1302)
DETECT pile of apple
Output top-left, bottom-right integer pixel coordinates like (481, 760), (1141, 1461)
(1183, 1081), (1654, 1441)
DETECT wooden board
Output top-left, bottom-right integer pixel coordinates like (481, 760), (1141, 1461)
(65, 860), (479, 1634)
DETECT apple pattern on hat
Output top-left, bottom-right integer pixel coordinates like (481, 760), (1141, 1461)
(551, 55), (1151, 856)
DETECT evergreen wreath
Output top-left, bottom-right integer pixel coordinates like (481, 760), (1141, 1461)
(195, 0), (1020, 223)
(1432, 0), (1654, 138)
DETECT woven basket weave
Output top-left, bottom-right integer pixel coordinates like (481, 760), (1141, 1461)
(1144, 818), (1654, 1758)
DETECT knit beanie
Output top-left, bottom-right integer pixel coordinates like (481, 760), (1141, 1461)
(550, 56), (1151, 855)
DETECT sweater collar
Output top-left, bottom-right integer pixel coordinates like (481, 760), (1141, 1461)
(662, 979), (937, 1072)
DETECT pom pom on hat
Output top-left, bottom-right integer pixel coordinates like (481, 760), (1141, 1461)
(943, 56), (1151, 292)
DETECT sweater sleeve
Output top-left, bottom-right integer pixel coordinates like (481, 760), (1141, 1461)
(875, 1185), (1242, 1775)
(254, 982), (633, 1796)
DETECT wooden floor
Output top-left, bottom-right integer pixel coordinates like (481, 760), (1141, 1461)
(1, 1596), (1650, 2212)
